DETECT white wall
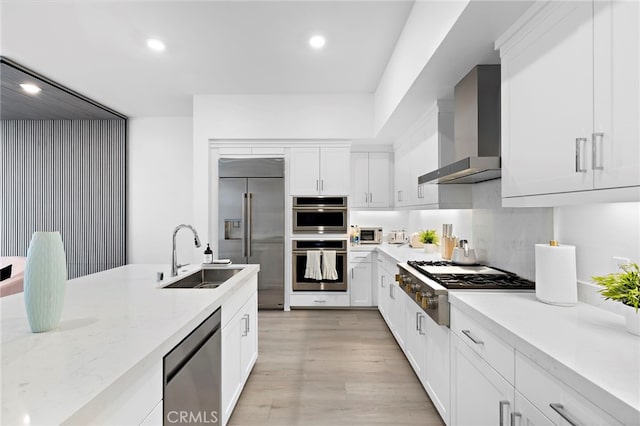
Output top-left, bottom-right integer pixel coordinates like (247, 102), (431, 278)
(192, 94), (374, 250)
(555, 202), (640, 312)
(128, 117), (195, 264)
(374, 1), (468, 134)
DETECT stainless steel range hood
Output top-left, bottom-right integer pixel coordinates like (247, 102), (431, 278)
(419, 65), (501, 184)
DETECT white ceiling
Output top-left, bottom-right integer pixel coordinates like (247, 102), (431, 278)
(0, 0), (414, 118)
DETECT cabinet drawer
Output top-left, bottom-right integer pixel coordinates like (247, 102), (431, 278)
(450, 306), (515, 385)
(349, 252), (373, 264)
(516, 352), (623, 425)
(289, 293), (350, 307)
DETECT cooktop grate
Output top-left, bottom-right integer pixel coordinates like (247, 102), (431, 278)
(406, 260), (535, 290)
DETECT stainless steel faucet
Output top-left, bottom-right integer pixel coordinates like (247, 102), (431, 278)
(171, 224), (202, 276)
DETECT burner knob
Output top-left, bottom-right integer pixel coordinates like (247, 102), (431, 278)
(424, 296), (438, 309)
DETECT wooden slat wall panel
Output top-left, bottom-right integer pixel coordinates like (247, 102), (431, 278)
(1, 119), (126, 278)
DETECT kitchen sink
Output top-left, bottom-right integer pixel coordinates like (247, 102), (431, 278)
(163, 268), (242, 289)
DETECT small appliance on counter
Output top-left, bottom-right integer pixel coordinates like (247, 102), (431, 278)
(535, 240), (577, 306)
(388, 230), (408, 244)
(409, 233), (423, 248)
(451, 240), (476, 265)
(359, 227), (382, 244)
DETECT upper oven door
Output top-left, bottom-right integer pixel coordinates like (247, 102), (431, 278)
(292, 209), (347, 233)
(292, 197), (348, 234)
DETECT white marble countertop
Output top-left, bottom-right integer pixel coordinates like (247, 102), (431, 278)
(349, 242), (443, 263)
(449, 292), (640, 425)
(1, 263), (259, 425)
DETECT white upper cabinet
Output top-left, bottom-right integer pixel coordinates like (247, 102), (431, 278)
(498, 0), (639, 204)
(350, 152), (392, 208)
(289, 146), (350, 195)
(394, 103), (471, 209)
(593, 0), (640, 190)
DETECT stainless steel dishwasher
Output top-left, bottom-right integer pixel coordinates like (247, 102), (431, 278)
(163, 308), (221, 425)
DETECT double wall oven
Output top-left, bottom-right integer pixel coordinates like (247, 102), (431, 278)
(291, 196), (348, 292)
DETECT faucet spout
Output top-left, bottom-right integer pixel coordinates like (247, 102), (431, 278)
(171, 224), (202, 276)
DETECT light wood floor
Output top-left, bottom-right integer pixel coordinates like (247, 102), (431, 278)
(228, 309), (445, 426)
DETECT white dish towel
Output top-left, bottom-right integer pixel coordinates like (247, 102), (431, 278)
(322, 250), (338, 280)
(304, 251), (323, 280)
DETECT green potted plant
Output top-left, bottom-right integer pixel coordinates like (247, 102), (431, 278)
(419, 229), (439, 254)
(593, 263), (640, 336)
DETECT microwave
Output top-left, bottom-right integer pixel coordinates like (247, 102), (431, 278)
(359, 227), (383, 244)
(292, 197), (348, 234)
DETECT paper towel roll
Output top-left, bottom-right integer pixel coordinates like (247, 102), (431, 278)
(535, 243), (577, 306)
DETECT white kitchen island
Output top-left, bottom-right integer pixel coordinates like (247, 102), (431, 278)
(0, 263), (259, 426)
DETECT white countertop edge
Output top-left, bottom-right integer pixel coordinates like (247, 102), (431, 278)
(448, 293), (640, 425)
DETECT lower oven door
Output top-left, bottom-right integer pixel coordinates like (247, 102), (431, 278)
(292, 250), (347, 291)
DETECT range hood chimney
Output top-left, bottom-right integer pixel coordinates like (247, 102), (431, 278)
(419, 65), (501, 185)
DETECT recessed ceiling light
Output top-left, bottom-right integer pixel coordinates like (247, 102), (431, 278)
(309, 35), (326, 49)
(146, 38), (166, 52)
(20, 83), (41, 94)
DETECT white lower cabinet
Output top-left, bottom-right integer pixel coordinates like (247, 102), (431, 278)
(403, 292), (427, 377)
(449, 305), (625, 426)
(376, 256), (390, 325)
(451, 332), (514, 426)
(387, 280), (406, 349)
(423, 313), (450, 425)
(349, 252), (373, 307)
(377, 252), (450, 425)
(221, 291), (258, 426)
(515, 351), (622, 426)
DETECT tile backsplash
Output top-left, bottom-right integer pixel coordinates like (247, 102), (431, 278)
(471, 180), (554, 280)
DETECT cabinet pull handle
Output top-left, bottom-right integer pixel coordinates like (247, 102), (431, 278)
(369, 192), (373, 203)
(418, 314), (425, 335)
(381, 276), (385, 288)
(575, 137), (588, 173)
(321, 179), (324, 192)
(510, 412), (522, 426)
(592, 132), (604, 170)
(499, 400), (510, 426)
(351, 269), (354, 279)
(389, 284), (394, 299)
(242, 314), (249, 336)
(316, 180), (319, 191)
(313, 299), (326, 303)
(365, 192), (369, 203)
(550, 403), (581, 426)
(416, 312), (421, 331)
(461, 329), (484, 345)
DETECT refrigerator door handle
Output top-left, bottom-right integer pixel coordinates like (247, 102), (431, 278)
(246, 193), (253, 258)
(242, 193), (248, 257)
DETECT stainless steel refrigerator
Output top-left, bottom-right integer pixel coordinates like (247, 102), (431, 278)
(218, 158), (284, 309)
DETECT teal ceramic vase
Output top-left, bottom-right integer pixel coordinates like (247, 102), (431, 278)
(23, 231), (67, 333)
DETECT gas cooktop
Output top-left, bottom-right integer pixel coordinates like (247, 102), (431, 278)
(406, 260), (535, 290)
